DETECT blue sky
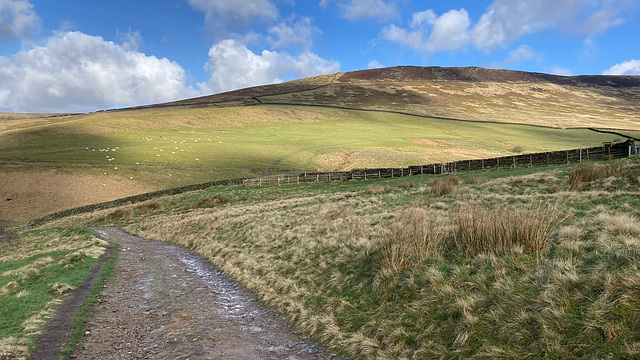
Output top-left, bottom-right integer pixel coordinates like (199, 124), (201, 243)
(0, 0), (638, 113)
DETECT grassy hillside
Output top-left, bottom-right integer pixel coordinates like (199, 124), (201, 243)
(0, 105), (616, 222)
(44, 156), (640, 359)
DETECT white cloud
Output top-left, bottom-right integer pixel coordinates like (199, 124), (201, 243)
(0, 31), (198, 113)
(201, 39), (339, 94)
(368, 59), (383, 69)
(117, 28), (142, 51)
(603, 59), (640, 75)
(504, 45), (543, 66)
(381, 9), (471, 53)
(320, 0), (399, 22)
(0, 0), (40, 40)
(545, 66), (574, 76)
(382, 0), (632, 54)
(267, 16), (320, 50)
(186, 0), (278, 30)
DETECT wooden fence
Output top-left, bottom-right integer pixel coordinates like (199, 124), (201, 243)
(243, 141), (636, 187)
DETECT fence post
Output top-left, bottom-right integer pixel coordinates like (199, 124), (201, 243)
(546, 153), (549, 166)
(566, 151), (569, 164)
(580, 148), (583, 162)
(482, 159), (484, 170)
(497, 158), (500, 168)
(512, 156), (516, 168)
(529, 154), (532, 167)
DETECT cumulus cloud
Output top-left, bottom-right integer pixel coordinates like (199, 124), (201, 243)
(267, 16), (320, 50)
(603, 59), (640, 75)
(382, 0), (632, 54)
(320, 0), (399, 22)
(117, 28), (142, 51)
(201, 39), (339, 94)
(381, 9), (471, 53)
(186, 0), (278, 33)
(504, 45), (543, 66)
(0, 0), (41, 40)
(0, 31), (199, 113)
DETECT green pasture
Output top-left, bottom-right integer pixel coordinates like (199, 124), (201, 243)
(0, 105), (615, 182)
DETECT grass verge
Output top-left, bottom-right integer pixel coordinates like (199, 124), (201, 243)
(59, 244), (120, 359)
(0, 228), (109, 359)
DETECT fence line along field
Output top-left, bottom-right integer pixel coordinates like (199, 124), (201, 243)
(0, 104), (620, 222)
(25, 140), (636, 228)
(243, 141), (636, 187)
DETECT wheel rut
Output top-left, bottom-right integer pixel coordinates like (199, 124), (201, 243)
(71, 227), (342, 359)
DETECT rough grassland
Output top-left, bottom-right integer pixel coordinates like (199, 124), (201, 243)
(46, 158), (640, 359)
(0, 105), (613, 222)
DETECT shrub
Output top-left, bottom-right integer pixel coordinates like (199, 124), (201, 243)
(453, 205), (562, 258)
(429, 176), (461, 196)
(511, 145), (525, 153)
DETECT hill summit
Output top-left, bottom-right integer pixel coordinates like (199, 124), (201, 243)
(140, 66), (640, 130)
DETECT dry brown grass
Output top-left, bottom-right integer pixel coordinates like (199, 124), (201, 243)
(1, 281), (19, 296)
(453, 205), (562, 258)
(105, 209), (134, 220)
(429, 176), (461, 196)
(136, 202), (161, 215)
(375, 208), (450, 291)
(568, 161), (630, 190)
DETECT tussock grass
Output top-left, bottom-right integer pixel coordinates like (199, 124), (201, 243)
(429, 175), (461, 196)
(375, 208), (450, 292)
(453, 205), (562, 257)
(567, 160), (633, 190)
(40, 157), (640, 359)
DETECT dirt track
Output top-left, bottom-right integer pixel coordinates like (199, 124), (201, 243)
(71, 227), (342, 359)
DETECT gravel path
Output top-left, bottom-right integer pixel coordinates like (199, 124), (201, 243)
(72, 227), (342, 359)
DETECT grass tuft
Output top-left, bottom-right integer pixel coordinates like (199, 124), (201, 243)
(375, 208), (450, 292)
(453, 205), (562, 258)
(429, 176), (461, 196)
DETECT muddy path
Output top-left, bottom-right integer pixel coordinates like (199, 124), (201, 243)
(71, 227), (343, 359)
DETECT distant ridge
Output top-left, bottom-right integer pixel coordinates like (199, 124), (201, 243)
(131, 66), (640, 111)
(337, 66), (640, 87)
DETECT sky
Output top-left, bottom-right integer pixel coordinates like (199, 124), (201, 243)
(0, 0), (638, 113)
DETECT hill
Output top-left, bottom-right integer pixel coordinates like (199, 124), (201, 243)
(148, 66), (640, 130)
(1, 66), (639, 221)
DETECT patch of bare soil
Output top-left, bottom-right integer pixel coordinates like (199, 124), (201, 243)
(71, 227), (343, 359)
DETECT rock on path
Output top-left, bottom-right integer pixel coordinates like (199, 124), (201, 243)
(72, 227), (342, 359)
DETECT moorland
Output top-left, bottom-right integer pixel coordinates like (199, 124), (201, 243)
(1, 66), (640, 359)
